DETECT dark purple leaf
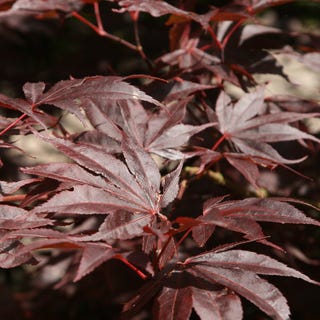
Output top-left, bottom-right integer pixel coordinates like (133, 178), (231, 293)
(35, 134), (158, 212)
(216, 198), (320, 226)
(161, 161), (183, 208)
(0, 178), (41, 194)
(186, 249), (319, 284)
(154, 286), (193, 320)
(74, 242), (114, 281)
(0, 239), (36, 268)
(72, 211), (152, 242)
(216, 88), (320, 163)
(34, 76), (164, 122)
(192, 224), (216, 247)
(32, 184), (150, 215)
(116, 0), (214, 28)
(0, 94), (48, 128)
(122, 133), (160, 209)
(224, 153), (260, 188)
(0, 205), (52, 229)
(22, 162), (108, 189)
(163, 80), (216, 103)
(189, 265), (290, 320)
(192, 287), (243, 320)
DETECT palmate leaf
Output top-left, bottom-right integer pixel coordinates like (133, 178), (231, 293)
(185, 249), (319, 320)
(70, 211), (153, 242)
(116, 0), (214, 28)
(28, 129), (184, 217)
(0, 205), (52, 230)
(31, 134), (159, 214)
(191, 197), (320, 249)
(5, 228), (114, 281)
(83, 95), (212, 160)
(25, 76), (164, 123)
(215, 87), (320, 164)
(126, 248), (318, 320)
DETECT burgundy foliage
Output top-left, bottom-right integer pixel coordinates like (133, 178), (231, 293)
(0, 0), (320, 319)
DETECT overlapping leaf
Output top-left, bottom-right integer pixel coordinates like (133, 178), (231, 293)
(26, 129), (184, 217)
(83, 94), (213, 160)
(215, 87), (320, 164)
(26, 76), (164, 123)
(183, 248), (320, 320)
(5, 227), (114, 281)
(191, 197), (320, 249)
(125, 247), (319, 320)
(0, 205), (52, 230)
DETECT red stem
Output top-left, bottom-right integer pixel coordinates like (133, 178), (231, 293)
(114, 254), (148, 280)
(176, 228), (191, 249)
(0, 194), (27, 202)
(211, 133), (227, 151)
(71, 11), (103, 35)
(0, 113), (27, 137)
(93, 2), (104, 32)
(207, 25), (222, 50)
(71, 11), (138, 51)
(221, 19), (244, 49)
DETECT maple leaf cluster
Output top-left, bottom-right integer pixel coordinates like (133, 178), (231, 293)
(0, 0), (320, 319)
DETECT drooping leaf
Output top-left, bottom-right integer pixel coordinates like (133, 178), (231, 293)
(22, 162), (108, 189)
(31, 76), (164, 122)
(0, 94), (48, 128)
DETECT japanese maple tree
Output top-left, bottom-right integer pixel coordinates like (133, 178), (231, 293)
(0, 0), (320, 319)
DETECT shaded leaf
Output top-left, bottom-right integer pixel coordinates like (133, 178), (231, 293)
(154, 285), (193, 320)
(74, 242), (114, 281)
(189, 265), (290, 320)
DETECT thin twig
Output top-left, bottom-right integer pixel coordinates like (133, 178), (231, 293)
(133, 18), (154, 69)
(71, 11), (138, 51)
(93, 2), (104, 32)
